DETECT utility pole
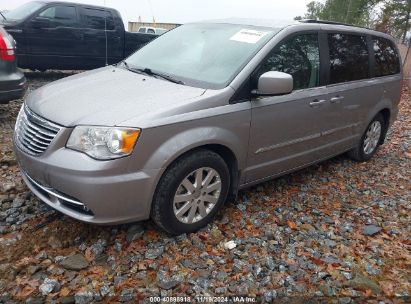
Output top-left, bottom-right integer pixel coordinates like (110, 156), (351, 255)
(345, 0), (353, 23)
(402, 1), (411, 43)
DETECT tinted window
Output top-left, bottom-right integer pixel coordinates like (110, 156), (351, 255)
(82, 8), (114, 30)
(373, 37), (400, 77)
(38, 6), (77, 27)
(256, 33), (320, 90)
(328, 33), (369, 84)
(147, 28), (155, 34)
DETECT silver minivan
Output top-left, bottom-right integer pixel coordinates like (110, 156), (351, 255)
(13, 20), (402, 234)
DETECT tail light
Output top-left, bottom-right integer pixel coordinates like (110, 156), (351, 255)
(0, 29), (15, 61)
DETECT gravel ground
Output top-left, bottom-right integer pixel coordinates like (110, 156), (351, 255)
(0, 71), (410, 303)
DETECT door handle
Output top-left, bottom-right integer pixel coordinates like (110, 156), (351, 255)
(330, 96), (344, 103)
(309, 99), (326, 107)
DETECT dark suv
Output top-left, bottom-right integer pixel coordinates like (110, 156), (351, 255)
(0, 26), (26, 103)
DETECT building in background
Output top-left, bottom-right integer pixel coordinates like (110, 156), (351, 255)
(128, 21), (180, 32)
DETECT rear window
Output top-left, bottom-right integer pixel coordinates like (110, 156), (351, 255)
(373, 37), (400, 77)
(328, 33), (369, 84)
(82, 8), (114, 30)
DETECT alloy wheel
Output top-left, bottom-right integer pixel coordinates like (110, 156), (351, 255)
(363, 121), (382, 155)
(173, 167), (222, 224)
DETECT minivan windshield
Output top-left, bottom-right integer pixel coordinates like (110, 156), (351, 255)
(125, 23), (278, 89)
(4, 1), (44, 21)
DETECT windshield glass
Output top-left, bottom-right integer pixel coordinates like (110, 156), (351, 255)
(4, 1), (44, 21)
(125, 23), (278, 89)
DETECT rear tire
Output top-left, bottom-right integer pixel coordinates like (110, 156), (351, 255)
(348, 114), (385, 162)
(151, 149), (230, 235)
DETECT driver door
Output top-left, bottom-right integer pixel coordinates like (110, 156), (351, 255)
(246, 32), (332, 183)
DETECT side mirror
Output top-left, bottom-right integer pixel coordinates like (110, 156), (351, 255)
(31, 17), (50, 29)
(255, 71), (293, 96)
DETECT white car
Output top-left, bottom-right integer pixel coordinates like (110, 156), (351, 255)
(137, 26), (167, 35)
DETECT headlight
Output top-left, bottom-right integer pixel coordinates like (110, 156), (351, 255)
(67, 126), (141, 160)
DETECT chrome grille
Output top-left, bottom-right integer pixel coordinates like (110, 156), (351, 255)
(15, 105), (61, 156)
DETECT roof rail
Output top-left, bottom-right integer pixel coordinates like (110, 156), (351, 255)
(299, 19), (370, 30)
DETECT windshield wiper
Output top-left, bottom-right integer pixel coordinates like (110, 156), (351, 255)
(131, 66), (185, 85)
(121, 62), (152, 77)
(121, 60), (135, 72)
(139, 68), (185, 85)
(121, 62), (184, 85)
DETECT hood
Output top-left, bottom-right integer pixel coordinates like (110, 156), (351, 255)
(26, 67), (207, 127)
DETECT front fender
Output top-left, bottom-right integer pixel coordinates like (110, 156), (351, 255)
(146, 126), (248, 171)
(128, 102), (252, 174)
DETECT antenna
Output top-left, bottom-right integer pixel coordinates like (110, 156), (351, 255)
(0, 11), (7, 21)
(104, 0), (108, 66)
(147, 0), (155, 24)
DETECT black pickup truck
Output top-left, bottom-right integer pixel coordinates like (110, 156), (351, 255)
(0, 1), (157, 70)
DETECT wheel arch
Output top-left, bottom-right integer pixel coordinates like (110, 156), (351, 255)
(362, 98), (392, 145)
(377, 108), (391, 144)
(158, 143), (241, 203)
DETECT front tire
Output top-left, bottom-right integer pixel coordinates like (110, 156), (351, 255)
(348, 114), (385, 162)
(151, 149), (230, 235)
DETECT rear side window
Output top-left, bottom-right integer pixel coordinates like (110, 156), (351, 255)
(38, 6), (77, 27)
(373, 37), (400, 77)
(328, 33), (369, 84)
(82, 8), (114, 30)
(257, 33), (320, 90)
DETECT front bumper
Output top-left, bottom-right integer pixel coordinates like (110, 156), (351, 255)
(13, 129), (161, 224)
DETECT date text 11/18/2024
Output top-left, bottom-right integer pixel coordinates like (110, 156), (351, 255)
(149, 296), (257, 302)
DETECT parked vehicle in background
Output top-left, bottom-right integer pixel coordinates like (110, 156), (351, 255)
(0, 1), (157, 70)
(137, 26), (168, 35)
(0, 26), (26, 103)
(13, 20), (401, 234)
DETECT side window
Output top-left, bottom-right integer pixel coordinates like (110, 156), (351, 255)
(82, 8), (115, 30)
(328, 33), (369, 84)
(256, 33), (320, 90)
(147, 28), (155, 34)
(373, 37), (400, 77)
(38, 6), (77, 27)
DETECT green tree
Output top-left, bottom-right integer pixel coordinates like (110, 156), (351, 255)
(375, 5), (394, 34)
(296, 0), (382, 27)
(294, 1), (324, 20)
(306, 1), (325, 19)
(382, 0), (411, 42)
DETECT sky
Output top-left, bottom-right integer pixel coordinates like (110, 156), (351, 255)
(2, 0), (324, 26)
